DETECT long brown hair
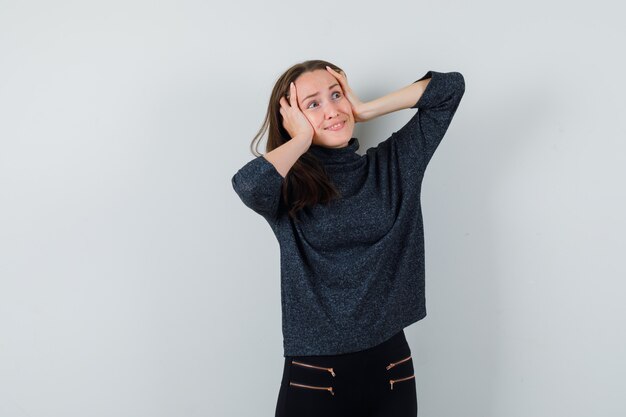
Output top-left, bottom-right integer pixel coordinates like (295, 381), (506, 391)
(249, 60), (346, 222)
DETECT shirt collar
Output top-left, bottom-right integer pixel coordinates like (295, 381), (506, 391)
(308, 137), (361, 166)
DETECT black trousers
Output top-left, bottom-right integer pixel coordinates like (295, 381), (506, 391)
(275, 329), (418, 417)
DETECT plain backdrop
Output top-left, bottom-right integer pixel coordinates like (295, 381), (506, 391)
(1, 1), (625, 416)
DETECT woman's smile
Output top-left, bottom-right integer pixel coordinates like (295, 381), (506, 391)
(325, 120), (346, 131)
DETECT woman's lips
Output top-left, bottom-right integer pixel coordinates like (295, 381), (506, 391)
(325, 121), (345, 131)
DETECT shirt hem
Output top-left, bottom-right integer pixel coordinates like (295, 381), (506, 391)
(282, 310), (427, 357)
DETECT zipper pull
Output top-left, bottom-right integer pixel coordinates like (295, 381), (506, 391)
(386, 355), (411, 370)
(389, 375), (415, 390)
(328, 387), (335, 396)
(291, 360), (336, 377)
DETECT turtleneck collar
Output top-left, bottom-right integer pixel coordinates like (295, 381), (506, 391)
(308, 137), (361, 166)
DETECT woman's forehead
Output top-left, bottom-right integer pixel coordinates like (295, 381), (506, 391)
(295, 70), (339, 100)
(295, 69), (335, 90)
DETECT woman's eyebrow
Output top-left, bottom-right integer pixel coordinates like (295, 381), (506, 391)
(301, 83), (340, 103)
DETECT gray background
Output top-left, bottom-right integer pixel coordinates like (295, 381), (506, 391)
(1, 1), (625, 416)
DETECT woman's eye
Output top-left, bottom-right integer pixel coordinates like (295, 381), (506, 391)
(307, 92), (342, 109)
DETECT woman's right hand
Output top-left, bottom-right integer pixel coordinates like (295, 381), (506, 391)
(279, 82), (314, 143)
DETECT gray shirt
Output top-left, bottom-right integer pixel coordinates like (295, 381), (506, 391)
(232, 70), (465, 356)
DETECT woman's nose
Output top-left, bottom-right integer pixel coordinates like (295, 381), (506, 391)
(325, 103), (340, 118)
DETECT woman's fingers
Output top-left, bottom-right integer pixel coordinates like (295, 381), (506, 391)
(288, 82), (299, 108)
(325, 66), (367, 121)
(278, 81), (315, 139)
(326, 66), (346, 86)
(326, 66), (353, 99)
(326, 65), (339, 76)
(280, 84), (302, 138)
(280, 83), (299, 110)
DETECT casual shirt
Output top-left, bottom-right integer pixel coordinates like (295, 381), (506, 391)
(231, 70), (465, 356)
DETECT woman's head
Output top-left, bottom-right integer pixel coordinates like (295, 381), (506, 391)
(264, 60), (354, 152)
(250, 59), (352, 221)
(287, 68), (355, 149)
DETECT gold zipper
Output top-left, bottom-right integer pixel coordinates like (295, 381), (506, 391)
(385, 355), (412, 371)
(289, 381), (335, 396)
(292, 360), (336, 377)
(389, 374), (415, 390)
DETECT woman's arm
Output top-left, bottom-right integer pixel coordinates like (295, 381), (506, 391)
(381, 71), (465, 170)
(263, 134), (311, 178)
(359, 77), (432, 121)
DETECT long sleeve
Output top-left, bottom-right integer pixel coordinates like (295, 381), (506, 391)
(407, 70), (465, 165)
(371, 70), (465, 178)
(231, 155), (284, 222)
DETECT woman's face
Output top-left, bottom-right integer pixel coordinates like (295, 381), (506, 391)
(293, 69), (355, 148)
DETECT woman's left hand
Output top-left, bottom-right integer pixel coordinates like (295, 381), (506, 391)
(326, 66), (370, 123)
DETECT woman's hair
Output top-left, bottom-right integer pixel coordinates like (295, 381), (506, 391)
(249, 59), (346, 222)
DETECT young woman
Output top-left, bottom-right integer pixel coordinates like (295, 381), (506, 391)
(231, 60), (465, 417)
